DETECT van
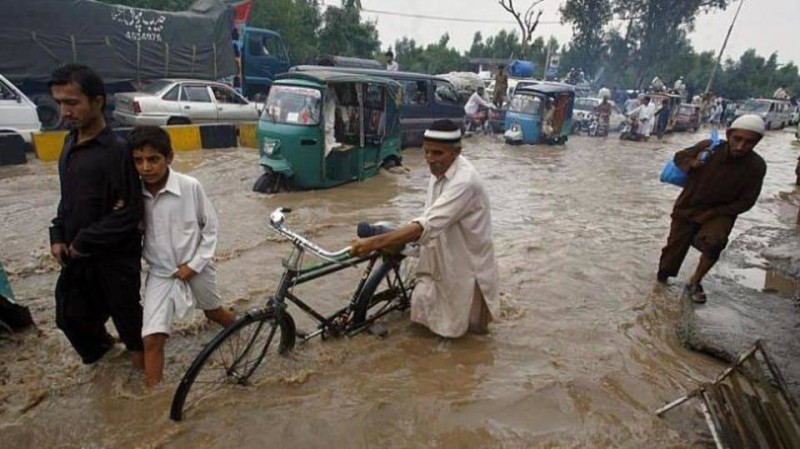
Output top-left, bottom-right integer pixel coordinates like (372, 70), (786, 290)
(290, 66), (464, 147)
(0, 74), (41, 144)
(736, 98), (793, 130)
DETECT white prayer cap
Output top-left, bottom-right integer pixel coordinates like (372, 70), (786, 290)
(424, 120), (462, 143)
(729, 114), (766, 136)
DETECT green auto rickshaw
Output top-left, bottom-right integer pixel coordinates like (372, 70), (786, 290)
(0, 260), (33, 332)
(253, 70), (403, 193)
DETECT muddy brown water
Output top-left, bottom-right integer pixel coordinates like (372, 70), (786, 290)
(1, 130), (799, 448)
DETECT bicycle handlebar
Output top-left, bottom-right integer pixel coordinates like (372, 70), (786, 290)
(269, 208), (352, 261)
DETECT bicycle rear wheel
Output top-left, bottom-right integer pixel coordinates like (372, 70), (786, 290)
(352, 255), (417, 326)
(169, 307), (296, 421)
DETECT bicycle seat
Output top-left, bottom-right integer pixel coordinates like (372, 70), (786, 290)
(357, 221), (397, 238)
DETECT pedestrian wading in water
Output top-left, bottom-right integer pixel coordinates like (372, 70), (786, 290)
(49, 64), (145, 366)
(657, 114), (768, 303)
(129, 125), (236, 387)
(351, 120), (499, 337)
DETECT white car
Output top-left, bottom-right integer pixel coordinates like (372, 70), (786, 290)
(573, 97), (626, 131)
(113, 79), (264, 126)
(0, 74), (41, 143)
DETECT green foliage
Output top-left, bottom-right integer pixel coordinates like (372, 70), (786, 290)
(560, 0), (612, 75)
(249, 0), (321, 65)
(394, 34), (467, 74)
(317, 1), (380, 58)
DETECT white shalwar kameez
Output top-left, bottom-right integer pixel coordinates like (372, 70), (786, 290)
(141, 170), (222, 336)
(633, 102), (656, 137)
(411, 156), (499, 337)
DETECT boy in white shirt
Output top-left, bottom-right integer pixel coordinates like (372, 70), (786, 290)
(128, 126), (236, 387)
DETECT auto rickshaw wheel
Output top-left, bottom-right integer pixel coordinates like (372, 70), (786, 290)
(252, 169), (287, 194)
(381, 155), (402, 169)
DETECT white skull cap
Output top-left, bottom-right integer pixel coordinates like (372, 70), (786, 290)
(729, 114), (766, 136)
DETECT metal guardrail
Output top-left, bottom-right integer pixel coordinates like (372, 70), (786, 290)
(657, 339), (800, 448)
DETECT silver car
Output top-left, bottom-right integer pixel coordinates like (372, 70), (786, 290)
(113, 79), (264, 126)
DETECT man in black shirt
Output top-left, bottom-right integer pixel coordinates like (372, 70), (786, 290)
(49, 64), (144, 366)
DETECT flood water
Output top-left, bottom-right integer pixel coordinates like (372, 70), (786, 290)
(1, 129), (799, 448)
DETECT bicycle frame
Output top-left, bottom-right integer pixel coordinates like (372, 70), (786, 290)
(268, 249), (381, 340)
(265, 207), (409, 341)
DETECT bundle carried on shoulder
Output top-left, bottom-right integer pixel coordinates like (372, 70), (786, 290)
(660, 129), (722, 188)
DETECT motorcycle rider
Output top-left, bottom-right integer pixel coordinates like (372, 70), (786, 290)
(593, 95), (612, 136)
(464, 86), (495, 132)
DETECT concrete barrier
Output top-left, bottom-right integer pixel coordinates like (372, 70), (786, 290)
(0, 134), (29, 166)
(165, 125), (203, 152)
(32, 130), (69, 162)
(31, 122), (258, 160)
(199, 124), (237, 149)
(238, 123), (258, 149)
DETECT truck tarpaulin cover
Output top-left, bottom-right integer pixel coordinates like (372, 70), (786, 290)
(0, 0), (237, 83)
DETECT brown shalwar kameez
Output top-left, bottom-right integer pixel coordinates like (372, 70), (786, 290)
(658, 139), (767, 278)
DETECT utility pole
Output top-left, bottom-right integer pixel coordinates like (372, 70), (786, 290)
(705, 0), (745, 94)
(543, 43), (552, 80)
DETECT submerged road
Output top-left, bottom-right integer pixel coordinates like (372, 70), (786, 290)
(1, 129), (798, 448)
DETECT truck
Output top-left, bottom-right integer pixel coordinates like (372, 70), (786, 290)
(0, 0), (290, 130)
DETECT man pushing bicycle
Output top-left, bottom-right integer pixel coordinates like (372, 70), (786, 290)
(350, 120), (500, 337)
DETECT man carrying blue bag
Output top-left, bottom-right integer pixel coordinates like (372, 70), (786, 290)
(657, 115), (767, 303)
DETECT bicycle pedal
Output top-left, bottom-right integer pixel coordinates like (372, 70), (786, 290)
(367, 324), (389, 338)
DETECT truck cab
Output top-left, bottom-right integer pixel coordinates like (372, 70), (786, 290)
(239, 28), (291, 99)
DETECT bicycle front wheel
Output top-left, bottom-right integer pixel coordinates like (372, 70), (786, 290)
(169, 307), (296, 421)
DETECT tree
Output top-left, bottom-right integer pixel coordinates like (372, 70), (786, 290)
(393, 34), (466, 74)
(249, 0), (322, 65)
(394, 37), (427, 72)
(497, 0), (544, 58)
(467, 32), (486, 58)
(612, 0), (732, 88)
(421, 34), (468, 74)
(560, 0), (613, 76)
(317, 0), (380, 58)
(484, 30), (523, 59)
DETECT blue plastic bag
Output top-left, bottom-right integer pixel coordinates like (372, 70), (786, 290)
(660, 129), (721, 188)
(660, 158), (689, 187)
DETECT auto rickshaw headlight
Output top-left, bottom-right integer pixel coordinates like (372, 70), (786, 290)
(263, 139), (279, 156)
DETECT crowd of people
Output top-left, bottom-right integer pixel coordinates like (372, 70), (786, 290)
(8, 58), (775, 396)
(45, 64), (500, 388)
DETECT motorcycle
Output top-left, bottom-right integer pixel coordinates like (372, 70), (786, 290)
(464, 106), (501, 136)
(619, 116), (645, 141)
(587, 113), (609, 137)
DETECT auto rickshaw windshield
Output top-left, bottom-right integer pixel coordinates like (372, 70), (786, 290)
(263, 85), (322, 126)
(510, 94), (542, 115)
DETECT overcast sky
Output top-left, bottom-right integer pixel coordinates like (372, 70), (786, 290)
(357, 0), (799, 68)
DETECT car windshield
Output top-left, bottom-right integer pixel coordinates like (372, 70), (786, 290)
(141, 80), (174, 95)
(509, 94), (542, 114)
(262, 85), (322, 126)
(574, 98), (599, 111)
(679, 105), (695, 114)
(739, 100), (770, 113)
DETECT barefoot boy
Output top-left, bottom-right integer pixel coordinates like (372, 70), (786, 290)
(128, 126), (236, 387)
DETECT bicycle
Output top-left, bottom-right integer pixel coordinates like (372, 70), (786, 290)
(169, 207), (418, 421)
